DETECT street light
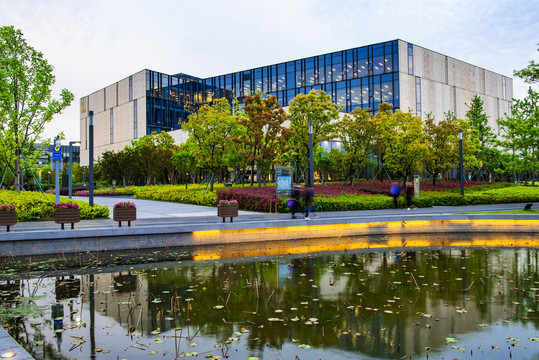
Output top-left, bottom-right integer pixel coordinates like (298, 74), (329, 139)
(459, 129), (464, 196)
(89, 111), (94, 207)
(68, 141), (80, 199)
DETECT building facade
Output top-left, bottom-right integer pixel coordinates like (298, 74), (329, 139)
(79, 39), (513, 166)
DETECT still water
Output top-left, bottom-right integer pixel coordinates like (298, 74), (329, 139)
(0, 234), (538, 360)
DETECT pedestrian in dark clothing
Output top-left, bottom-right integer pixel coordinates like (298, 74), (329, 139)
(290, 185), (303, 219)
(389, 184), (401, 209)
(405, 181), (414, 210)
(303, 186), (313, 219)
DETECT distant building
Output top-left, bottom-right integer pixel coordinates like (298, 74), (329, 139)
(36, 143), (80, 168)
(79, 39), (513, 166)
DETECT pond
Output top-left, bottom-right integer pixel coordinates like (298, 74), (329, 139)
(0, 233), (538, 360)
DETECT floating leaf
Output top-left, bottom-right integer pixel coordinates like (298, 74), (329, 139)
(190, 342), (198, 347)
(151, 298), (162, 303)
(297, 344), (311, 349)
(246, 357), (259, 360)
(155, 338), (164, 343)
(151, 328), (161, 335)
(291, 316), (299, 322)
(149, 350), (158, 355)
(530, 337), (539, 342)
(445, 337), (458, 343)
(214, 305), (224, 309)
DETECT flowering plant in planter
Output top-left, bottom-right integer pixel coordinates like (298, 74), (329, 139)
(114, 201), (136, 209)
(54, 203), (80, 209)
(218, 199), (238, 205)
(0, 205), (16, 211)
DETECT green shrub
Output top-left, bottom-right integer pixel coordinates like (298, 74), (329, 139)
(0, 190), (109, 221)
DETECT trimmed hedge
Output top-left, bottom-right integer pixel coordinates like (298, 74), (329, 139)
(0, 190), (109, 221)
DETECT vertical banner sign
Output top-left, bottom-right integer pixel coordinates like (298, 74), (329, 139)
(276, 167), (293, 199)
(413, 175), (420, 198)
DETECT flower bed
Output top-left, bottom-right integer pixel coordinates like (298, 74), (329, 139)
(113, 202), (136, 227)
(0, 190), (109, 221)
(0, 205), (17, 232)
(54, 203), (80, 230)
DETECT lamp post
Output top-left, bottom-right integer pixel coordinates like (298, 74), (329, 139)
(459, 129), (464, 196)
(68, 141), (80, 199)
(308, 121), (314, 189)
(89, 111), (94, 207)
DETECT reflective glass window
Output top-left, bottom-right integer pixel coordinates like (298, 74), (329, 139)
(332, 53), (342, 82)
(373, 44), (383, 56)
(381, 80), (393, 103)
(325, 54), (332, 83)
(373, 56), (384, 75)
(385, 54), (393, 72)
(254, 68), (262, 93)
(336, 86), (346, 107)
(110, 108), (113, 144)
(129, 76), (133, 101)
(133, 99), (138, 139)
(277, 64), (286, 90)
(408, 43), (414, 75)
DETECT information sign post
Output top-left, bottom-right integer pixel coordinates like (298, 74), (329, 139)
(275, 167), (293, 199)
(52, 143), (62, 204)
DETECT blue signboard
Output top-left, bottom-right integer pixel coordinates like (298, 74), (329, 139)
(52, 145), (62, 161)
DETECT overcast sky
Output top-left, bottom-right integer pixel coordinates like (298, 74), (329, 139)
(1, 0), (538, 143)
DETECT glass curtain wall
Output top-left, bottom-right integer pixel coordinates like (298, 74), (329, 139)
(144, 40), (400, 135)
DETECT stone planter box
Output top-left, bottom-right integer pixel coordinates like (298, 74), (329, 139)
(217, 204), (238, 223)
(0, 211), (17, 232)
(113, 207), (136, 227)
(55, 208), (80, 230)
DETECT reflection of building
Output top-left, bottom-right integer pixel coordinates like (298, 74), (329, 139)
(80, 39), (513, 165)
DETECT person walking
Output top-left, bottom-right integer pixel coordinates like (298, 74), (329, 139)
(290, 184), (303, 219)
(303, 186), (314, 220)
(389, 183), (401, 209)
(405, 181), (414, 210)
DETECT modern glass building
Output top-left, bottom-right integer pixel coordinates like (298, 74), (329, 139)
(80, 39), (512, 165)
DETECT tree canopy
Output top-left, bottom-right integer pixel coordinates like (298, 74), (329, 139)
(0, 26), (74, 192)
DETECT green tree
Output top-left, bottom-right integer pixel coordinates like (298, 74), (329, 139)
(132, 131), (176, 185)
(236, 94), (291, 187)
(513, 44), (539, 85)
(336, 107), (376, 182)
(371, 103), (397, 181)
(172, 142), (198, 186)
(183, 98), (238, 191)
(466, 95), (497, 178)
(0, 26), (74, 192)
(423, 113), (458, 184)
(498, 88), (539, 184)
(288, 90), (341, 185)
(383, 110), (427, 181)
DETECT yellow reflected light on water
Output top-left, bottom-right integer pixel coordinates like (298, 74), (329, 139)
(191, 222), (539, 261)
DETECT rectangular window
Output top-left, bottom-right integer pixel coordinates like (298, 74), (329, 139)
(116, 82), (119, 106)
(129, 76), (133, 101)
(408, 44), (414, 75)
(134, 99), (138, 139)
(502, 76), (506, 100)
(110, 108), (114, 144)
(103, 88), (106, 110)
(415, 77), (421, 117)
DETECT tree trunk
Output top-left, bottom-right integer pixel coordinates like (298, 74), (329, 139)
(15, 149), (21, 193)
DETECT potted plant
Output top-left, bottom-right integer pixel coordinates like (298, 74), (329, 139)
(113, 201), (136, 227)
(54, 203), (80, 230)
(217, 199), (239, 223)
(0, 205), (17, 232)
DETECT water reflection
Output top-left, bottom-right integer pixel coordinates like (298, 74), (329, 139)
(1, 234), (538, 359)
